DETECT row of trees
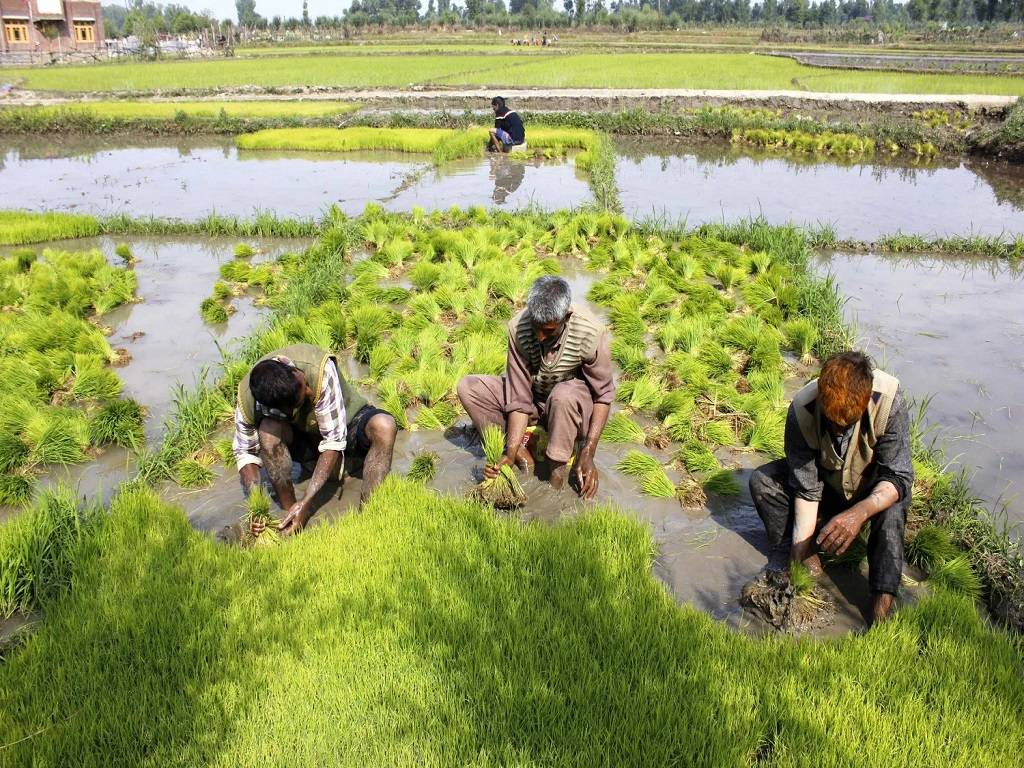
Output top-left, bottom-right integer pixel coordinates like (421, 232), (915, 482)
(103, 0), (1024, 38)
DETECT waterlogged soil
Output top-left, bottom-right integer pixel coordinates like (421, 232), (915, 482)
(616, 138), (1024, 239)
(0, 236), (305, 506)
(0, 136), (591, 218)
(819, 250), (1024, 528)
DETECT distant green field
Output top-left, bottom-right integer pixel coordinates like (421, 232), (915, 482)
(0, 100), (360, 118)
(7, 52), (1024, 95)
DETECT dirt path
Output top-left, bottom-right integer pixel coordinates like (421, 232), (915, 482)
(2, 86), (1017, 111)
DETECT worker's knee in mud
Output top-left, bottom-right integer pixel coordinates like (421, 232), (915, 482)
(748, 465), (772, 504)
(367, 412), (398, 447)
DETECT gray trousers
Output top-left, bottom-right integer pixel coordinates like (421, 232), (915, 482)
(748, 459), (908, 595)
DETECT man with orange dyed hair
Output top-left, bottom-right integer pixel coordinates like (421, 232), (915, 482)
(749, 351), (913, 624)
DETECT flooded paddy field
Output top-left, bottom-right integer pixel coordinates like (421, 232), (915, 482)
(617, 139), (1024, 239)
(820, 250), (1024, 527)
(0, 136), (591, 218)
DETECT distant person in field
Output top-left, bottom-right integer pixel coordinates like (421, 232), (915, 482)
(749, 351), (914, 624)
(234, 344), (397, 536)
(457, 276), (614, 499)
(489, 95), (526, 153)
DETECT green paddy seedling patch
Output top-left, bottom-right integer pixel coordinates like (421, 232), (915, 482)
(0, 210), (100, 246)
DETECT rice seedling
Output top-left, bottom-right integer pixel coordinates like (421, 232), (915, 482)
(415, 402), (459, 431)
(907, 525), (959, 574)
(11, 247), (37, 271)
(219, 260), (252, 282)
(930, 556), (983, 600)
(213, 438), (235, 467)
(175, 455), (215, 489)
(0, 210), (100, 245)
(407, 451), (439, 484)
(244, 485), (281, 548)
(783, 318), (819, 364)
(602, 412), (648, 445)
(471, 424), (526, 509)
(699, 419), (739, 448)
(0, 470), (35, 506)
(114, 243), (136, 265)
(200, 297), (230, 324)
(616, 374), (663, 412)
(639, 467), (677, 498)
(697, 341), (735, 379)
(234, 243), (257, 259)
(611, 339), (649, 378)
(212, 281), (236, 301)
(703, 469), (742, 497)
(88, 398), (145, 450)
(746, 407), (785, 458)
(615, 449), (664, 478)
(677, 441), (721, 474)
(69, 353), (123, 401)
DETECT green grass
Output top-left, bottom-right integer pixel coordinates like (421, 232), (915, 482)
(0, 210), (100, 246)
(0, 100), (359, 120)
(236, 126), (462, 155)
(0, 480), (1021, 764)
(6, 52), (1024, 94)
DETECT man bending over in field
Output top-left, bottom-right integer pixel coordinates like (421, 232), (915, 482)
(749, 351), (914, 624)
(234, 343), (397, 536)
(457, 276), (614, 499)
(489, 96), (526, 153)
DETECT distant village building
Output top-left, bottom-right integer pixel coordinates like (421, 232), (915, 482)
(0, 0), (104, 54)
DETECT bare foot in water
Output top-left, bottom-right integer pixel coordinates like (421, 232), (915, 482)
(514, 445), (535, 474)
(549, 462), (568, 490)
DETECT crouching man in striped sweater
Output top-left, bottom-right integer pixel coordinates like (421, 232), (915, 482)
(457, 276), (615, 499)
(234, 343), (397, 536)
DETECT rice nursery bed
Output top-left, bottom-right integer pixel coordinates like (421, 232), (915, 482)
(0, 479), (1021, 765)
(1, 208), (1023, 763)
(0, 245), (143, 509)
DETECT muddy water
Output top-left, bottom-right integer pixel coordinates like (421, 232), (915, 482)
(819, 250), (1024, 528)
(616, 139), (1024, 239)
(0, 137), (591, 217)
(0, 236), (305, 506)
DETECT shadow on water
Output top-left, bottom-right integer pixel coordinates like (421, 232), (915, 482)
(615, 137), (1024, 240)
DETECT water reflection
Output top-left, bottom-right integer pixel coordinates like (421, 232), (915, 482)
(491, 156), (526, 204)
(616, 138), (1024, 239)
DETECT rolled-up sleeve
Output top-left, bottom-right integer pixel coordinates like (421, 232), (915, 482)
(785, 403), (824, 502)
(582, 329), (616, 405)
(504, 339), (539, 417)
(233, 405), (263, 471)
(872, 391), (914, 502)
(315, 360), (347, 454)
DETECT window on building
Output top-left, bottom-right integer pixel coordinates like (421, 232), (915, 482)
(73, 22), (95, 43)
(4, 22), (30, 43)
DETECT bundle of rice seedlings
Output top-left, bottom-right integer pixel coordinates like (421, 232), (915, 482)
(212, 280), (236, 301)
(0, 470), (34, 506)
(676, 475), (708, 507)
(930, 555), (982, 599)
(234, 243), (257, 259)
(746, 407), (786, 458)
(697, 341), (735, 379)
(611, 340), (649, 378)
(213, 438), (235, 467)
(616, 374), (663, 412)
(24, 412), (88, 466)
(12, 248), (37, 271)
(88, 398), (145, 450)
(0, 431), (28, 474)
(615, 449), (663, 478)
(114, 243), (136, 265)
(657, 390), (695, 421)
(470, 424), (526, 510)
(369, 345), (397, 379)
(200, 297), (230, 325)
(639, 466), (677, 498)
(703, 469), (742, 496)
(176, 455), (215, 489)
(415, 402), (459, 431)
(407, 261), (442, 291)
(677, 441), (721, 473)
(219, 260), (251, 283)
(244, 486), (281, 548)
(70, 354), (123, 401)
(699, 419), (739, 448)
(602, 412), (647, 445)
(783, 318), (819, 364)
(407, 451), (439, 484)
(907, 525), (958, 573)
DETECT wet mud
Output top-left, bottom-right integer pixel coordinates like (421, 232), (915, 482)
(819, 250), (1024, 528)
(616, 138), (1024, 239)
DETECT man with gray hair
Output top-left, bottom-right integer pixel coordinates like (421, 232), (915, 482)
(457, 276), (615, 498)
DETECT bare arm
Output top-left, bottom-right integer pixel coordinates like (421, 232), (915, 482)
(278, 449), (341, 536)
(503, 411), (530, 466)
(790, 497), (820, 564)
(818, 480), (899, 556)
(574, 401), (610, 500)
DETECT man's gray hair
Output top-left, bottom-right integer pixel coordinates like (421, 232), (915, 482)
(526, 276), (572, 324)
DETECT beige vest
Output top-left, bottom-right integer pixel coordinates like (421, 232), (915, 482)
(792, 369), (900, 501)
(237, 343), (367, 435)
(508, 305), (604, 400)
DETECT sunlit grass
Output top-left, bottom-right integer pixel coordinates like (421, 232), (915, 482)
(0, 210), (100, 246)
(1, 100), (359, 120)
(8, 52), (1023, 94)
(0, 480), (1021, 764)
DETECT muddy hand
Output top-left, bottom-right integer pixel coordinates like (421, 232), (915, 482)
(574, 456), (599, 500)
(278, 501), (309, 537)
(484, 454), (515, 480)
(817, 510), (864, 555)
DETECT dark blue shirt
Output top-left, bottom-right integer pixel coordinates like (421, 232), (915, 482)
(495, 109), (525, 144)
